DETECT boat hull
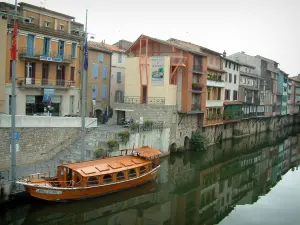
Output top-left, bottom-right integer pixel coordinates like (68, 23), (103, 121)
(19, 167), (159, 202)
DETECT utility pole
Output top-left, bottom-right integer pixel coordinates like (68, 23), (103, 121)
(80, 9), (88, 162)
(10, 0), (18, 184)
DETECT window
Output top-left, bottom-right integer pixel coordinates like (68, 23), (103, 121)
(225, 61), (228, 68)
(140, 166), (147, 175)
(229, 73), (232, 83)
(102, 84), (107, 99)
(58, 40), (64, 58)
(116, 172), (125, 181)
(225, 89), (230, 100)
(234, 75), (237, 84)
(117, 72), (121, 83)
(118, 53), (122, 63)
(103, 174), (112, 184)
(70, 67), (75, 82)
(43, 37), (50, 56)
(45, 21), (50, 27)
(225, 73), (228, 82)
(25, 17), (34, 23)
(59, 24), (64, 31)
(9, 60), (12, 79)
(87, 176), (98, 185)
(102, 65), (108, 79)
(93, 63), (99, 79)
(233, 91), (238, 100)
(25, 62), (36, 84)
(71, 43), (77, 58)
(234, 64), (236, 70)
(229, 62), (231, 69)
(42, 64), (49, 84)
(128, 169), (136, 179)
(98, 52), (103, 62)
(27, 34), (34, 56)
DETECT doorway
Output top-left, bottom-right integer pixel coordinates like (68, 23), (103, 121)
(184, 136), (190, 151)
(95, 109), (102, 124)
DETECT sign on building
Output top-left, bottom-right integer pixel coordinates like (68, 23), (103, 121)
(151, 56), (164, 86)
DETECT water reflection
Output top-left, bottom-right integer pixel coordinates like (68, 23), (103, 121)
(2, 126), (300, 225)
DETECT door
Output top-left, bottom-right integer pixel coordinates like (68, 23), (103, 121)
(58, 40), (65, 59)
(42, 64), (49, 85)
(27, 34), (34, 56)
(142, 86), (147, 104)
(56, 65), (65, 86)
(25, 62), (35, 84)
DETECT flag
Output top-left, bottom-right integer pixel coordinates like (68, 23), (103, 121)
(10, 21), (18, 60)
(83, 36), (88, 71)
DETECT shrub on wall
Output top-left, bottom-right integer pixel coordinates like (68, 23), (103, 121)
(118, 131), (130, 145)
(94, 148), (104, 159)
(190, 131), (209, 151)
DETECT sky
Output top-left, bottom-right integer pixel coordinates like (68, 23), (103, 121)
(6, 0), (300, 76)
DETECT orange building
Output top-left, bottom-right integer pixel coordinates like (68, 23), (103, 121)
(1, 2), (84, 116)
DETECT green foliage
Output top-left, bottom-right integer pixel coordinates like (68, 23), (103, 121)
(169, 143), (177, 153)
(107, 139), (118, 151)
(118, 131), (130, 145)
(94, 148), (104, 159)
(144, 120), (153, 128)
(190, 131), (209, 151)
(177, 146), (185, 153)
(130, 122), (138, 131)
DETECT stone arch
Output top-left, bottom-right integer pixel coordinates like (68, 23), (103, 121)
(169, 143), (177, 153)
(184, 136), (190, 150)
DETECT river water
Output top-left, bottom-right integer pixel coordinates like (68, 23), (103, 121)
(1, 125), (300, 225)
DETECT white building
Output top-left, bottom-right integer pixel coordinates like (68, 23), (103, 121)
(223, 56), (240, 101)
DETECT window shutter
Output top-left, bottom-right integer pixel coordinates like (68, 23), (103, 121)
(117, 72), (121, 83)
(102, 84), (107, 99)
(102, 65), (107, 79)
(98, 53), (103, 62)
(93, 63), (99, 79)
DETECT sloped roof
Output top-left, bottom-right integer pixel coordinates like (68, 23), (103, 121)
(113, 40), (132, 51)
(168, 38), (222, 55)
(126, 34), (207, 57)
(88, 41), (113, 54)
(255, 55), (279, 64)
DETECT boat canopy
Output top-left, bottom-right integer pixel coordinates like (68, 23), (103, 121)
(62, 156), (150, 177)
(132, 146), (161, 159)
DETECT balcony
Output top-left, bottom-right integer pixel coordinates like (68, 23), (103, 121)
(206, 76), (225, 88)
(191, 104), (202, 110)
(192, 82), (203, 92)
(19, 48), (72, 63)
(206, 100), (223, 107)
(192, 65), (203, 74)
(16, 77), (75, 89)
(117, 96), (166, 105)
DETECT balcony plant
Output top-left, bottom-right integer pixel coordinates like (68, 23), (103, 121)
(192, 82), (203, 91)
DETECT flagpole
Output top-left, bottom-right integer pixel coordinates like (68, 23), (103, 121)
(80, 9), (88, 161)
(10, 0), (18, 183)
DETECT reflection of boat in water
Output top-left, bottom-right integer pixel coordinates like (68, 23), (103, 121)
(21, 181), (158, 225)
(17, 147), (161, 201)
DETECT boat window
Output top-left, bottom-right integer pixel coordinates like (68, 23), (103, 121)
(87, 176), (98, 186)
(140, 166), (147, 175)
(103, 174), (113, 184)
(128, 169), (136, 179)
(116, 171), (125, 181)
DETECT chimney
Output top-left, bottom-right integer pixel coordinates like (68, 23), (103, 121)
(222, 50), (226, 57)
(241, 51), (245, 54)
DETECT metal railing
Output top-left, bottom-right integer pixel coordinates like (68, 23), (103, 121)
(191, 104), (202, 110)
(17, 77), (75, 87)
(120, 96), (166, 105)
(19, 47), (72, 63)
(193, 65), (203, 73)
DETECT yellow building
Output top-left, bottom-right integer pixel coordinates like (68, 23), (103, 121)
(1, 2), (84, 116)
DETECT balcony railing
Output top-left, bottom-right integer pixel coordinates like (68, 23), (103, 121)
(191, 104), (201, 110)
(118, 96), (166, 105)
(193, 65), (203, 73)
(16, 77), (75, 88)
(19, 48), (72, 63)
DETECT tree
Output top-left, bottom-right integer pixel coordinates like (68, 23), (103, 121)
(190, 131), (209, 151)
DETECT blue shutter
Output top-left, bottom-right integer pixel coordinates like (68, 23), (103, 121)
(27, 34), (34, 56)
(92, 63), (99, 79)
(92, 84), (98, 100)
(117, 72), (121, 83)
(102, 65), (107, 79)
(102, 84), (107, 99)
(98, 53), (103, 62)
(71, 43), (76, 58)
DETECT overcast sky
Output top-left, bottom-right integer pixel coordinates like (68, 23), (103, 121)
(7, 0), (300, 75)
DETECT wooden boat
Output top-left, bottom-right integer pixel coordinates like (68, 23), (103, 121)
(17, 146), (161, 202)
